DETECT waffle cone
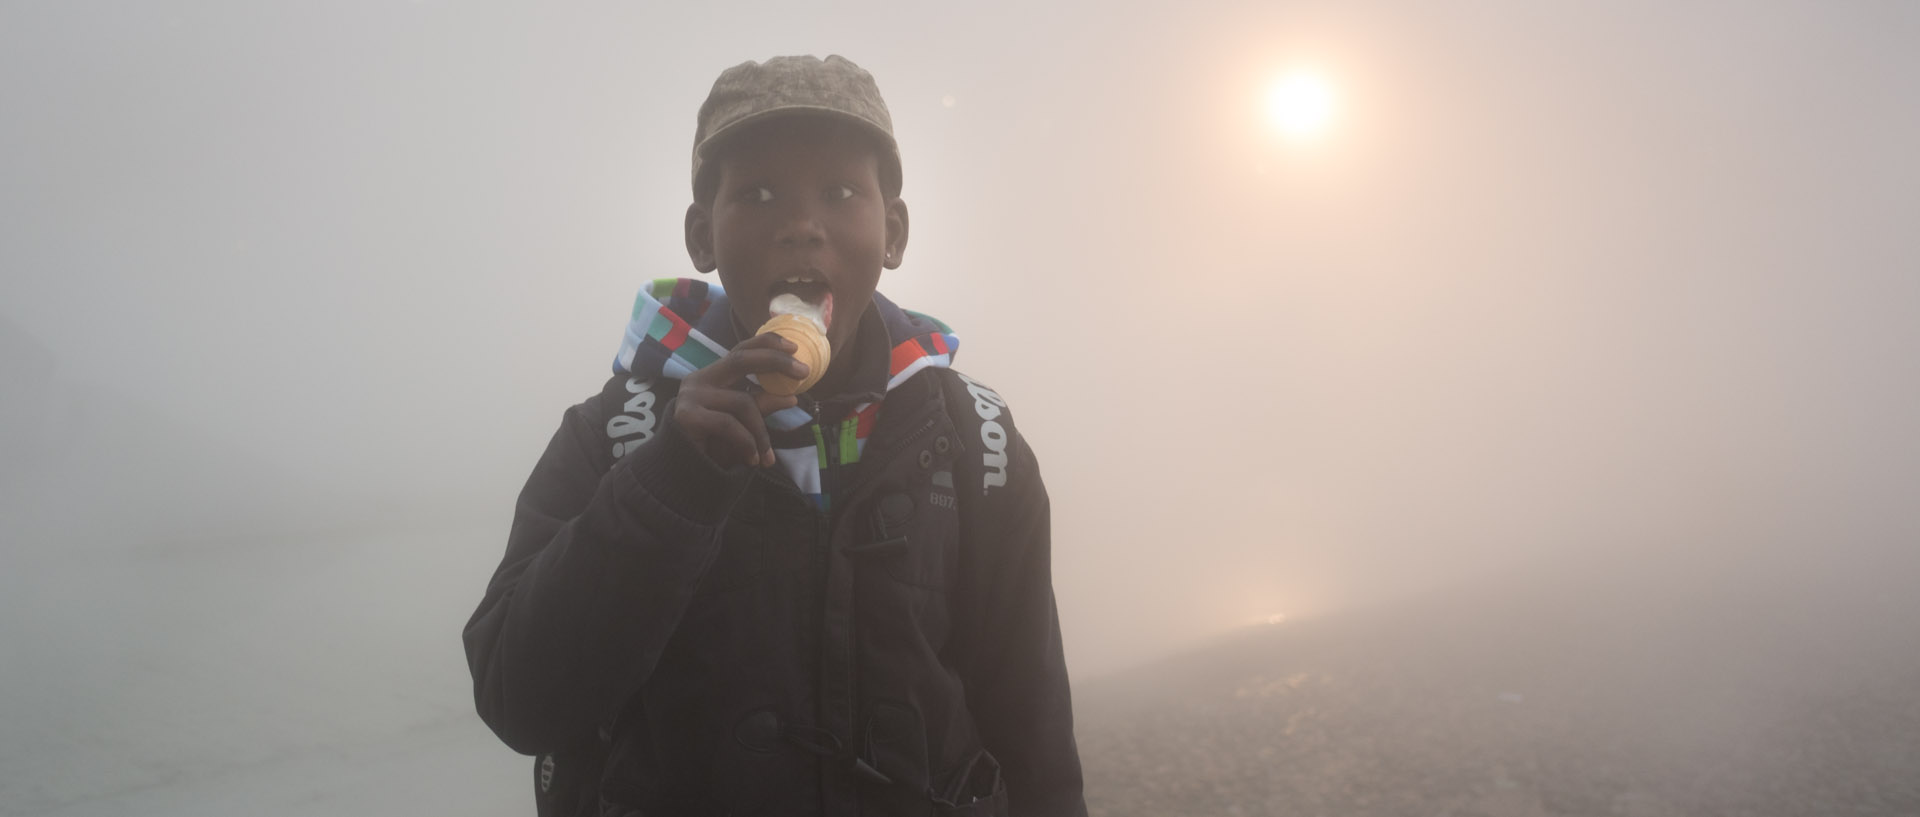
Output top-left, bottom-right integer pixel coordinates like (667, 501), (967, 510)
(755, 313), (831, 395)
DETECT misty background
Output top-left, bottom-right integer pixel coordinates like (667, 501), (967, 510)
(3, 2), (1917, 815)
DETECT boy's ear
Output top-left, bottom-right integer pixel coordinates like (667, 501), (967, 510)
(685, 202), (717, 273)
(883, 197), (910, 270)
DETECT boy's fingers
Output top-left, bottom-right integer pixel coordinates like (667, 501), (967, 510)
(709, 333), (797, 376)
(738, 348), (810, 380)
(673, 334), (807, 467)
(722, 391), (775, 466)
(674, 405), (741, 465)
(738, 331), (798, 353)
(696, 348), (807, 386)
(697, 388), (773, 467)
(754, 391), (800, 417)
(677, 395), (769, 468)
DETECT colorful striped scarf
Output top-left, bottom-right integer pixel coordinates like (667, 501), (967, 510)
(613, 278), (958, 511)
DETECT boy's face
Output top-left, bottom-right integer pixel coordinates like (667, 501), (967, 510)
(687, 117), (907, 365)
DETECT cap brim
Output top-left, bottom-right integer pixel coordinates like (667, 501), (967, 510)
(692, 106), (902, 194)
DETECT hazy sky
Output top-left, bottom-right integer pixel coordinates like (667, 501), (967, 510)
(5, 0), (1918, 677)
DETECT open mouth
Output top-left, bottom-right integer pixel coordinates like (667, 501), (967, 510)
(766, 276), (835, 329)
(768, 277), (832, 308)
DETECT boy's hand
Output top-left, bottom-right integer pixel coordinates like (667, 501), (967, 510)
(674, 332), (807, 468)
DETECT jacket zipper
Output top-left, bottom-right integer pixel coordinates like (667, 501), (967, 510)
(831, 406), (942, 777)
(800, 390), (948, 799)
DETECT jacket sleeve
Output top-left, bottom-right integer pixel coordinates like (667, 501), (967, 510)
(462, 380), (752, 755)
(949, 378), (1088, 817)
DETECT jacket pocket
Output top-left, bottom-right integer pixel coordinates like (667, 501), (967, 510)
(850, 488), (955, 590)
(932, 749), (1008, 817)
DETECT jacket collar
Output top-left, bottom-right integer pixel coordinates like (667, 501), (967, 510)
(612, 278), (958, 401)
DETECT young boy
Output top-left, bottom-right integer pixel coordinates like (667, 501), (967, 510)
(463, 55), (1086, 817)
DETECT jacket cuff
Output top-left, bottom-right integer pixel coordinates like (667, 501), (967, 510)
(614, 414), (751, 524)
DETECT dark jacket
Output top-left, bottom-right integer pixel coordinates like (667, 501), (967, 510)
(463, 291), (1085, 817)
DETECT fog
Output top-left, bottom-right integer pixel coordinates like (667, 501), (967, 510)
(4, 1), (1917, 814)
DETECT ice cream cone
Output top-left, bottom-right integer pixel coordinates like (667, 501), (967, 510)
(756, 301), (832, 396)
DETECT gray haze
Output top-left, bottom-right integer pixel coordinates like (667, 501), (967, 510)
(4, 1), (1917, 814)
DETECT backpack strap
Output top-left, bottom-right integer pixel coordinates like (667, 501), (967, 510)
(934, 368), (1017, 498)
(531, 374), (677, 817)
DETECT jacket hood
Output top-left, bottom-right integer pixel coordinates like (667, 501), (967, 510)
(613, 278), (957, 392)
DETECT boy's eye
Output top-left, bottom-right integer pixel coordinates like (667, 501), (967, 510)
(825, 185), (854, 201)
(752, 187), (774, 203)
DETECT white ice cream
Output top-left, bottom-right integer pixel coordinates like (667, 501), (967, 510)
(768, 292), (829, 334)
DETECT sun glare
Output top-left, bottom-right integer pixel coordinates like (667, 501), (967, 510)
(1266, 71), (1337, 141)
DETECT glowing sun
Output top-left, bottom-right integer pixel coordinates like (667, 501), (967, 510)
(1266, 71), (1337, 141)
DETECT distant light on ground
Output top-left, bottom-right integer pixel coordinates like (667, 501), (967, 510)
(1264, 613), (1288, 625)
(1265, 71), (1336, 141)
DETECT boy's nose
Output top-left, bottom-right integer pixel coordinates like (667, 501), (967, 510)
(773, 202), (826, 248)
